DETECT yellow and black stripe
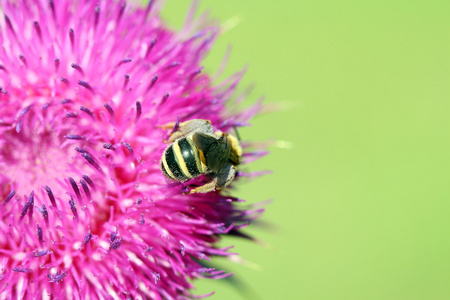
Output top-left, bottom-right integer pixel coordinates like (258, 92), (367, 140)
(161, 137), (206, 181)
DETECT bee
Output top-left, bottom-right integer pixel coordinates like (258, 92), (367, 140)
(160, 119), (242, 194)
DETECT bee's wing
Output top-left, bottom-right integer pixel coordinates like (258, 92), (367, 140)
(207, 147), (229, 174)
(192, 132), (216, 152)
(192, 132), (227, 173)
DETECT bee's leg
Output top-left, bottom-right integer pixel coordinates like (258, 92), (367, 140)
(187, 165), (237, 194)
(187, 180), (218, 194)
(158, 121), (181, 142)
(158, 122), (177, 130)
(215, 164), (237, 189)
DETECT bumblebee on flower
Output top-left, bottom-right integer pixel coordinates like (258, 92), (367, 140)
(160, 119), (243, 194)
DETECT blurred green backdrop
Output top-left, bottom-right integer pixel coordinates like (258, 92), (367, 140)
(162, 1), (450, 299)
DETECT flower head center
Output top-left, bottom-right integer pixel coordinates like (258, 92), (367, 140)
(0, 111), (81, 196)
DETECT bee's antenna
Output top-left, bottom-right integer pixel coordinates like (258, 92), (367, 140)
(232, 125), (241, 141)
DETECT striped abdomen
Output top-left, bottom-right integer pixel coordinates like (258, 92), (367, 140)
(161, 137), (206, 181)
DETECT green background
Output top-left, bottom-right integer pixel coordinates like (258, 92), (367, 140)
(162, 1), (450, 299)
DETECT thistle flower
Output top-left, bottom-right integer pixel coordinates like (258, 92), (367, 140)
(0, 0), (264, 299)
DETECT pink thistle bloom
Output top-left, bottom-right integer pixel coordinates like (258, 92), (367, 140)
(0, 0), (265, 299)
